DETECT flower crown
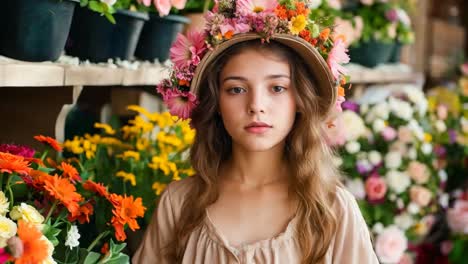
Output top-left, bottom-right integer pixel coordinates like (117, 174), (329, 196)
(157, 0), (350, 120)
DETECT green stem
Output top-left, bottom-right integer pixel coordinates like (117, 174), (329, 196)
(45, 201), (58, 223)
(87, 231), (110, 252)
(40, 150), (48, 161)
(203, 0), (210, 12)
(6, 175), (13, 210)
(0, 173), (3, 192)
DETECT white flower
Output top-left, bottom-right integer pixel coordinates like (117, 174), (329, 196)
(332, 156), (343, 167)
(407, 202), (420, 214)
(438, 170), (448, 182)
(394, 213), (414, 230)
(389, 193), (397, 201)
(342, 110), (367, 141)
(0, 216), (17, 247)
(306, 0), (322, 9)
(439, 193), (449, 208)
(372, 222), (384, 234)
(40, 235), (56, 264)
(386, 170), (410, 194)
(385, 151), (402, 169)
(345, 141), (361, 154)
(407, 147), (417, 160)
(372, 119), (386, 133)
(0, 192), (9, 216)
(405, 88), (428, 116)
(10, 203), (44, 226)
(408, 119), (425, 140)
(65, 225), (80, 249)
(389, 98), (413, 121)
(345, 178), (366, 199)
(375, 225), (408, 264)
(435, 120), (447, 132)
(461, 117), (468, 133)
(368, 151), (382, 165)
(396, 198), (404, 209)
(100, 0), (117, 7)
(361, 104), (369, 114)
(366, 103), (389, 123)
(421, 143), (432, 155)
(397, 9), (411, 26)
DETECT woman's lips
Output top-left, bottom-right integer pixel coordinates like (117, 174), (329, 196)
(245, 122), (272, 134)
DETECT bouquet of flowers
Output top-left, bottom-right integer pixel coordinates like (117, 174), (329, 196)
(0, 135), (145, 263)
(334, 88), (444, 263)
(62, 106), (195, 224)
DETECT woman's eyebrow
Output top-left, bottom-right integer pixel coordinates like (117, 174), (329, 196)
(222, 74), (290, 83)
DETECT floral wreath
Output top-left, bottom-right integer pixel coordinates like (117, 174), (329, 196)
(157, 0), (351, 120)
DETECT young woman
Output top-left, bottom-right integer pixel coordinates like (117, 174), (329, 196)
(133, 1), (379, 263)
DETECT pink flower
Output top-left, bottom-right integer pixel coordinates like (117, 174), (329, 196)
(163, 89), (199, 119)
(375, 226), (408, 263)
(381, 126), (397, 141)
(436, 105), (448, 120)
(406, 161), (430, 184)
(440, 240), (453, 255)
(327, 38), (350, 80)
(237, 0), (278, 15)
(447, 200), (468, 234)
(220, 18), (251, 35)
(461, 63), (468, 76)
(154, 0), (171, 16)
(397, 127), (413, 143)
(137, 0), (151, 6)
(0, 144), (35, 158)
(398, 253), (413, 264)
(0, 248), (10, 264)
(171, 0), (186, 9)
(410, 186), (432, 207)
(7, 236), (23, 258)
(365, 176), (387, 200)
(170, 31), (207, 70)
(335, 96), (346, 112)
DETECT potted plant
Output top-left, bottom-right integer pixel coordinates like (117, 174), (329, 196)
(0, 0), (80, 62)
(134, 0), (190, 62)
(66, 0), (149, 62)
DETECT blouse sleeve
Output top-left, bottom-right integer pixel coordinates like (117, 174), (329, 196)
(132, 185), (176, 264)
(331, 188), (380, 264)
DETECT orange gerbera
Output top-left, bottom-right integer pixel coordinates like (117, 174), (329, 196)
(0, 151), (31, 175)
(294, 1), (308, 16)
(111, 220), (127, 241)
(60, 162), (82, 183)
(319, 28), (331, 41)
(15, 221), (49, 264)
(68, 201), (94, 224)
(274, 4), (288, 19)
(83, 180), (109, 197)
(109, 194), (146, 241)
(43, 175), (82, 216)
(34, 135), (62, 152)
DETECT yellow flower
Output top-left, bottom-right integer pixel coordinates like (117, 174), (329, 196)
(156, 112), (176, 128)
(173, 171), (181, 181)
(127, 105), (152, 119)
(0, 192), (8, 217)
(122, 125), (140, 139)
(0, 215), (17, 247)
(180, 167), (196, 177)
(424, 133), (432, 143)
(116, 171), (136, 186)
(10, 203), (44, 226)
(152, 182), (167, 195)
(148, 156), (177, 175)
(136, 137), (150, 151)
(157, 132), (182, 148)
(413, 221), (429, 236)
(118, 151), (140, 161)
(129, 116), (154, 133)
(86, 151), (95, 159)
(289, 15), (307, 35)
(180, 121), (195, 144)
(94, 123), (116, 135)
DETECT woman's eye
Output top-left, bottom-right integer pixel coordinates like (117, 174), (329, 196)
(228, 87), (246, 94)
(272, 86), (286, 93)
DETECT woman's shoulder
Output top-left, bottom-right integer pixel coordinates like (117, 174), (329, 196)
(162, 176), (198, 210)
(332, 186), (363, 219)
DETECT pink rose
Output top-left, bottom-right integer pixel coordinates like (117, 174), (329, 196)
(436, 105), (448, 120)
(407, 161), (430, 184)
(447, 200), (468, 234)
(171, 0), (186, 10)
(375, 226), (408, 263)
(440, 240), (453, 255)
(382, 126), (397, 141)
(398, 127), (413, 143)
(154, 0), (171, 16)
(410, 186), (432, 207)
(365, 176), (387, 200)
(398, 253), (413, 264)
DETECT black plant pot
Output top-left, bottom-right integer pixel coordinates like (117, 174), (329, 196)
(0, 0), (79, 62)
(388, 42), (403, 63)
(66, 8), (149, 62)
(135, 14), (190, 62)
(348, 39), (395, 68)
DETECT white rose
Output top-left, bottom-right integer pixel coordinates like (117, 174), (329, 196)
(435, 120), (447, 132)
(10, 203), (44, 226)
(407, 202), (420, 214)
(405, 88), (428, 116)
(0, 192), (9, 216)
(386, 170), (410, 194)
(345, 141), (361, 154)
(385, 151), (402, 169)
(396, 198), (404, 209)
(394, 213), (414, 230)
(407, 147), (417, 160)
(394, 101), (413, 120)
(366, 103), (389, 123)
(372, 222), (384, 234)
(408, 119), (425, 140)
(439, 193), (449, 208)
(373, 119), (386, 133)
(375, 225), (408, 264)
(421, 143), (432, 155)
(345, 178), (366, 199)
(342, 110), (367, 141)
(368, 151), (382, 165)
(438, 170), (448, 182)
(0, 216), (17, 247)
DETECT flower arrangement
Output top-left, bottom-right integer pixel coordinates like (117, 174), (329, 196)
(62, 106), (195, 224)
(0, 135), (145, 263)
(333, 88), (444, 263)
(156, 0), (351, 120)
(136, 0), (189, 17)
(443, 191), (468, 263)
(79, 0), (154, 24)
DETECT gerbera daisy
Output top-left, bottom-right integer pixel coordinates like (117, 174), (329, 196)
(15, 221), (49, 264)
(237, 0), (278, 15)
(289, 15), (307, 35)
(111, 195), (146, 231)
(0, 144), (35, 158)
(68, 202), (94, 224)
(169, 31), (207, 70)
(83, 180), (109, 197)
(42, 175), (82, 217)
(0, 152), (31, 175)
(327, 38), (350, 80)
(33, 135), (62, 152)
(162, 89), (199, 120)
(60, 162), (82, 183)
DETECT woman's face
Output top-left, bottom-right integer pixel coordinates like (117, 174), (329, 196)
(219, 48), (297, 152)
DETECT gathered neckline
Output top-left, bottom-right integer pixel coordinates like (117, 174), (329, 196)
(203, 208), (298, 252)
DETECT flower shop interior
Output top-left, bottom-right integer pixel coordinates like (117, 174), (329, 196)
(0, 0), (467, 263)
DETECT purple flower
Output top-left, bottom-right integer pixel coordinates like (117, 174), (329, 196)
(434, 145), (447, 157)
(342, 100), (359, 113)
(385, 9), (399, 22)
(0, 143), (35, 158)
(357, 160), (372, 174)
(448, 129), (457, 144)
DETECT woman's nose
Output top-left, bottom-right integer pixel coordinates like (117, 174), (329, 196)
(247, 88), (265, 114)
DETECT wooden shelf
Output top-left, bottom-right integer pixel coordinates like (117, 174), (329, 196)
(346, 63), (424, 84)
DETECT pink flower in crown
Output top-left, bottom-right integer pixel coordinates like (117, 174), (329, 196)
(220, 18), (251, 36)
(163, 89), (198, 119)
(327, 38), (350, 80)
(237, 0), (278, 16)
(335, 95), (345, 112)
(170, 31), (207, 70)
(155, 0), (172, 16)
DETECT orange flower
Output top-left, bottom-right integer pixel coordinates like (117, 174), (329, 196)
(275, 4), (288, 19)
(0, 152), (31, 175)
(46, 157), (58, 168)
(294, 1), (308, 16)
(24, 157), (45, 167)
(101, 242), (110, 255)
(43, 175), (82, 216)
(111, 220), (127, 241)
(34, 135), (62, 152)
(60, 162), (82, 183)
(109, 194), (146, 241)
(178, 79), (190, 86)
(224, 30), (234, 39)
(15, 221), (49, 264)
(83, 180), (109, 197)
(68, 202), (94, 224)
(319, 28), (331, 41)
(338, 86), (345, 97)
(299, 29), (311, 42)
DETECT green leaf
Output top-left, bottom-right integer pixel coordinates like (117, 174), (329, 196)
(80, 0), (89, 7)
(42, 224), (62, 247)
(83, 251), (101, 264)
(88, 1), (104, 13)
(105, 13), (116, 24)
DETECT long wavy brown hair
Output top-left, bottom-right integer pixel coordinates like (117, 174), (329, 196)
(164, 40), (342, 263)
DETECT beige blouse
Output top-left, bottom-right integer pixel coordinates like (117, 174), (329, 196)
(132, 177), (379, 264)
